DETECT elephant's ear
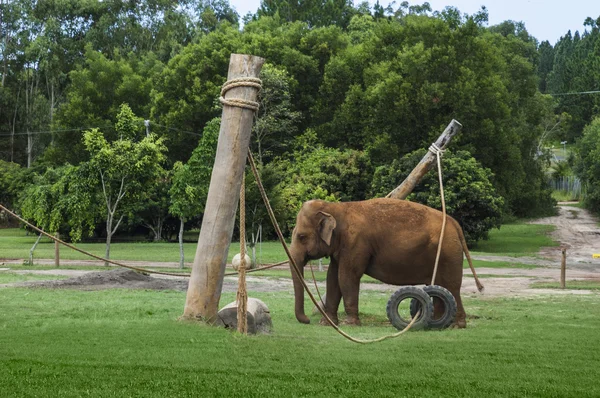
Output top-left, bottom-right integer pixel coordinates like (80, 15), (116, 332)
(318, 211), (336, 246)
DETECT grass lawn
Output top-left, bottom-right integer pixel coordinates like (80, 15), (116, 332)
(0, 228), (289, 264)
(531, 280), (600, 290)
(1, 286), (599, 396)
(471, 223), (558, 256)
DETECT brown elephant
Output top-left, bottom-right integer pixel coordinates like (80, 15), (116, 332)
(288, 198), (483, 328)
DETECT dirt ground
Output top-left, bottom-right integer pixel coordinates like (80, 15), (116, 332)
(1, 202), (599, 298)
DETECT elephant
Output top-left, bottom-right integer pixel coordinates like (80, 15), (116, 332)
(288, 198), (483, 328)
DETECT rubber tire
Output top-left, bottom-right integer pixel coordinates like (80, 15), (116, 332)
(386, 286), (433, 331)
(410, 285), (457, 330)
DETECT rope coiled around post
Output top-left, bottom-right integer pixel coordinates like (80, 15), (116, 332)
(219, 77), (262, 112)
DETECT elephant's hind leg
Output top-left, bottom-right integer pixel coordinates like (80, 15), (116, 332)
(452, 291), (467, 328)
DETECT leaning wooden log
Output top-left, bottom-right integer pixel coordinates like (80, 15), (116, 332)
(183, 54), (265, 323)
(387, 119), (462, 200)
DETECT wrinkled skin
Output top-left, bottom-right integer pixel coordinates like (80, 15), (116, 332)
(289, 198), (483, 328)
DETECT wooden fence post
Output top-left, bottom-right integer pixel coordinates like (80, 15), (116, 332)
(183, 54), (265, 323)
(560, 247), (566, 289)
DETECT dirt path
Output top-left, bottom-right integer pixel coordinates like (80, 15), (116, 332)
(529, 203), (600, 267)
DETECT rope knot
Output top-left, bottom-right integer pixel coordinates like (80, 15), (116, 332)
(428, 143), (445, 156)
(219, 77), (262, 112)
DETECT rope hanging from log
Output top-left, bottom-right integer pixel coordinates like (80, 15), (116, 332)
(219, 77), (262, 112)
(428, 142), (447, 286)
(237, 173), (248, 334)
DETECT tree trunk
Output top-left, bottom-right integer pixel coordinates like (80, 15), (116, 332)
(179, 217), (185, 269)
(28, 232), (43, 265)
(183, 54), (264, 323)
(54, 232), (60, 268)
(105, 216), (112, 266)
(387, 120), (462, 200)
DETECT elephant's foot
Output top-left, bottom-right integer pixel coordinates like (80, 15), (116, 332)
(319, 315), (339, 326)
(342, 316), (361, 326)
(451, 319), (467, 329)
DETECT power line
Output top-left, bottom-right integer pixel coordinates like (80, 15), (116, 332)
(0, 121), (200, 137)
(0, 126), (114, 137)
(548, 90), (600, 96)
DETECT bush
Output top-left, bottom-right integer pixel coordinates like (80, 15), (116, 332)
(371, 149), (504, 245)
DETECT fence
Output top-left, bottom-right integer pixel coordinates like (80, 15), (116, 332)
(549, 176), (585, 200)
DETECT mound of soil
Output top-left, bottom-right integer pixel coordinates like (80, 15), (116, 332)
(34, 269), (189, 291)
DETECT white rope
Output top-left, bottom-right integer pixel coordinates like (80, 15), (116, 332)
(428, 142), (447, 286)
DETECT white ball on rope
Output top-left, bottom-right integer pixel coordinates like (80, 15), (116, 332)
(232, 253), (252, 271)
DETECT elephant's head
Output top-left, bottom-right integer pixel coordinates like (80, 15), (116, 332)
(289, 200), (337, 324)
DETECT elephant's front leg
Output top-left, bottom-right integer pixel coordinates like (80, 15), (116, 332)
(338, 259), (365, 326)
(320, 259), (342, 325)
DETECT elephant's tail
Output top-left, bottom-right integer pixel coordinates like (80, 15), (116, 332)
(455, 221), (484, 292)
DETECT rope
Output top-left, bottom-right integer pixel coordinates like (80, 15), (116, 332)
(0, 203), (288, 278)
(247, 151), (420, 344)
(428, 143), (447, 286)
(219, 77), (262, 111)
(237, 173), (248, 334)
(0, 204), (194, 278)
(308, 262), (326, 308)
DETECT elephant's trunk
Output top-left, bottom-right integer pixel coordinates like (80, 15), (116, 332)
(290, 255), (310, 324)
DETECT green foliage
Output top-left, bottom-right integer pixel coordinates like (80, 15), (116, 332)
(169, 118), (220, 221)
(0, 161), (22, 209)
(50, 49), (163, 165)
(252, 64), (302, 163)
(266, 130), (372, 233)
(575, 117), (600, 214)
(546, 18), (600, 141)
(371, 149), (504, 244)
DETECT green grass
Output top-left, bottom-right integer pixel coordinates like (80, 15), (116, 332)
(0, 228), (289, 264)
(531, 280), (600, 290)
(471, 223), (558, 256)
(0, 272), (69, 284)
(552, 190), (580, 202)
(1, 287), (599, 396)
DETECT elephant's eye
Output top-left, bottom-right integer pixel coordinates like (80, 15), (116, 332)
(298, 234), (306, 241)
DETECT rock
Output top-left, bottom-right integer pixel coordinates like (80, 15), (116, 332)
(232, 253), (253, 271)
(216, 298), (272, 334)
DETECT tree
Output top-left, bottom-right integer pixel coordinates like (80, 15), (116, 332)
(81, 104), (167, 264)
(371, 149), (504, 244)
(266, 130), (372, 233)
(252, 64), (301, 163)
(169, 118), (219, 268)
(575, 117), (600, 214)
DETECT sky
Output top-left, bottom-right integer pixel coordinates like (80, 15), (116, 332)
(229, 0), (600, 45)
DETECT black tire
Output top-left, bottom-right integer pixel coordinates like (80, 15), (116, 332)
(386, 286), (433, 331)
(410, 285), (457, 330)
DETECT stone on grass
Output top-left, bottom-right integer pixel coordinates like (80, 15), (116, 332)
(216, 298), (272, 334)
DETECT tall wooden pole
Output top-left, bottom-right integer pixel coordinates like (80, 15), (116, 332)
(387, 120), (462, 200)
(183, 54), (264, 323)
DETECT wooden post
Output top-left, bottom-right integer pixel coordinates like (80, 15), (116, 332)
(54, 232), (60, 268)
(560, 247), (567, 289)
(183, 54), (264, 323)
(387, 120), (462, 200)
